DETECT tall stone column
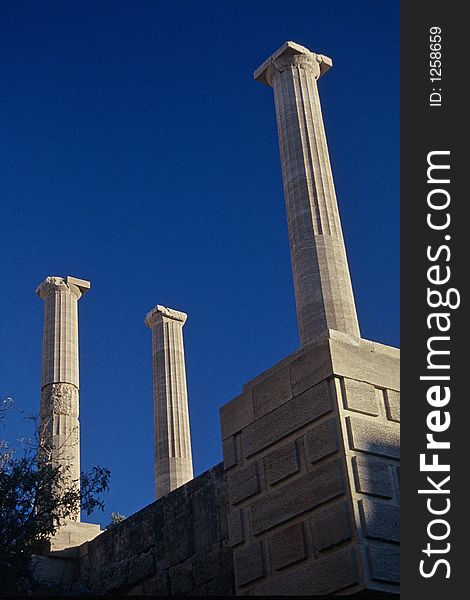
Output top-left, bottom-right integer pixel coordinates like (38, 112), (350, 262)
(36, 275), (90, 522)
(255, 41), (360, 346)
(145, 305), (194, 499)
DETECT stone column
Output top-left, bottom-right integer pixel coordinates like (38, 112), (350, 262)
(255, 41), (360, 346)
(145, 305), (194, 499)
(36, 275), (90, 522)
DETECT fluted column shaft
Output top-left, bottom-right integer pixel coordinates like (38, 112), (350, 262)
(255, 42), (360, 346)
(145, 305), (193, 499)
(36, 276), (90, 521)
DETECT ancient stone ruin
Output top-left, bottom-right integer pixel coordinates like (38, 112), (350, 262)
(34, 42), (399, 596)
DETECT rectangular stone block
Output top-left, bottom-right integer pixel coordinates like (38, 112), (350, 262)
(311, 501), (351, 552)
(305, 418), (338, 464)
(330, 337), (400, 392)
(359, 498), (400, 543)
(66, 275), (91, 290)
(243, 381), (331, 458)
(199, 545), (236, 596)
(270, 522), (307, 571)
(347, 416), (400, 459)
(342, 378), (379, 416)
(228, 462), (260, 505)
(367, 542), (400, 583)
(353, 456), (394, 499)
(222, 436), (237, 470)
(289, 341), (333, 397)
(264, 441), (299, 485)
(220, 392), (254, 440)
(250, 460), (345, 535)
(385, 389), (400, 423)
(169, 559), (194, 595)
(253, 366), (292, 419)
(192, 547), (225, 588)
(126, 550), (155, 587)
(248, 546), (358, 595)
(142, 573), (170, 596)
(98, 560), (129, 593)
(234, 541), (265, 587)
(228, 509), (244, 547)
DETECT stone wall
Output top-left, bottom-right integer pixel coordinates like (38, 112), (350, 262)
(220, 331), (400, 596)
(75, 463), (235, 595)
(56, 331), (399, 597)
(337, 374), (400, 593)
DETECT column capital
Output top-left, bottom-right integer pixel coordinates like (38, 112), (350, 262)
(145, 305), (188, 329)
(254, 41), (332, 87)
(36, 276), (91, 300)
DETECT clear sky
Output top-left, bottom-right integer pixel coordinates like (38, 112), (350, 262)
(0, 0), (399, 526)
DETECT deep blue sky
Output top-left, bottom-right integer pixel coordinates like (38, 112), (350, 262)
(0, 0), (399, 526)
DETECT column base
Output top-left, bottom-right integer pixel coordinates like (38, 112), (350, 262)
(31, 521), (102, 593)
(49, 520), (102, 554)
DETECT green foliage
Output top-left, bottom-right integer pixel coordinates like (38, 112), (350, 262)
(0, 400), (110, 595)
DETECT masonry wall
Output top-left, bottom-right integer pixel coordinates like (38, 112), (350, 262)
(70, 332), (399, 596)
(337, 375), (400, 593)
(76, 464), (235, 596)
(220, 331), (400, 596)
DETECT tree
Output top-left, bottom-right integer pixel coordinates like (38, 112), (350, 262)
(0, 399), (110, 595)
(107, 511), (126, 528)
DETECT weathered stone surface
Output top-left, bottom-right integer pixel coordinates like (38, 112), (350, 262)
(234, 541), (265, 587)
(100, 560), (130, 592)
(141, 573), (170, 596)
(126, 550), (155, 586)
(305, 418), (338, 464)
(220, 392), (254, 439)
(222, 436), (237, 469)
(311, 501), (351, 551)
(249, 546), (358, 595)
(353, 456), (394, 499)
(253, 366), (293, 418)
(193, 545), (235, 595)
(367, 542), (400, 583)
(169, 559), (193, 595)
(40, 383), (79, 417)
(347, 416), (400, 459)
(270, 522), (307, 571)
(385, 389), (400, 422)
(82, 531), (112, 574)
(250, 460), (344, 535)
(360, 499), (400, 543)
(243, 381), (331, 457)
(330, 337), (400, 392)
(32, 555), (77, 590)
(193, 511), (221, 552)
(228, 461), (260, 504)
(192, 547), (221, 588)
(264, 441), (299, 485)
(228, 509), (244, 547)
(289, 341), (332, 396)
(342, 379), (379, 416)
(76, 464), (235, 596)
